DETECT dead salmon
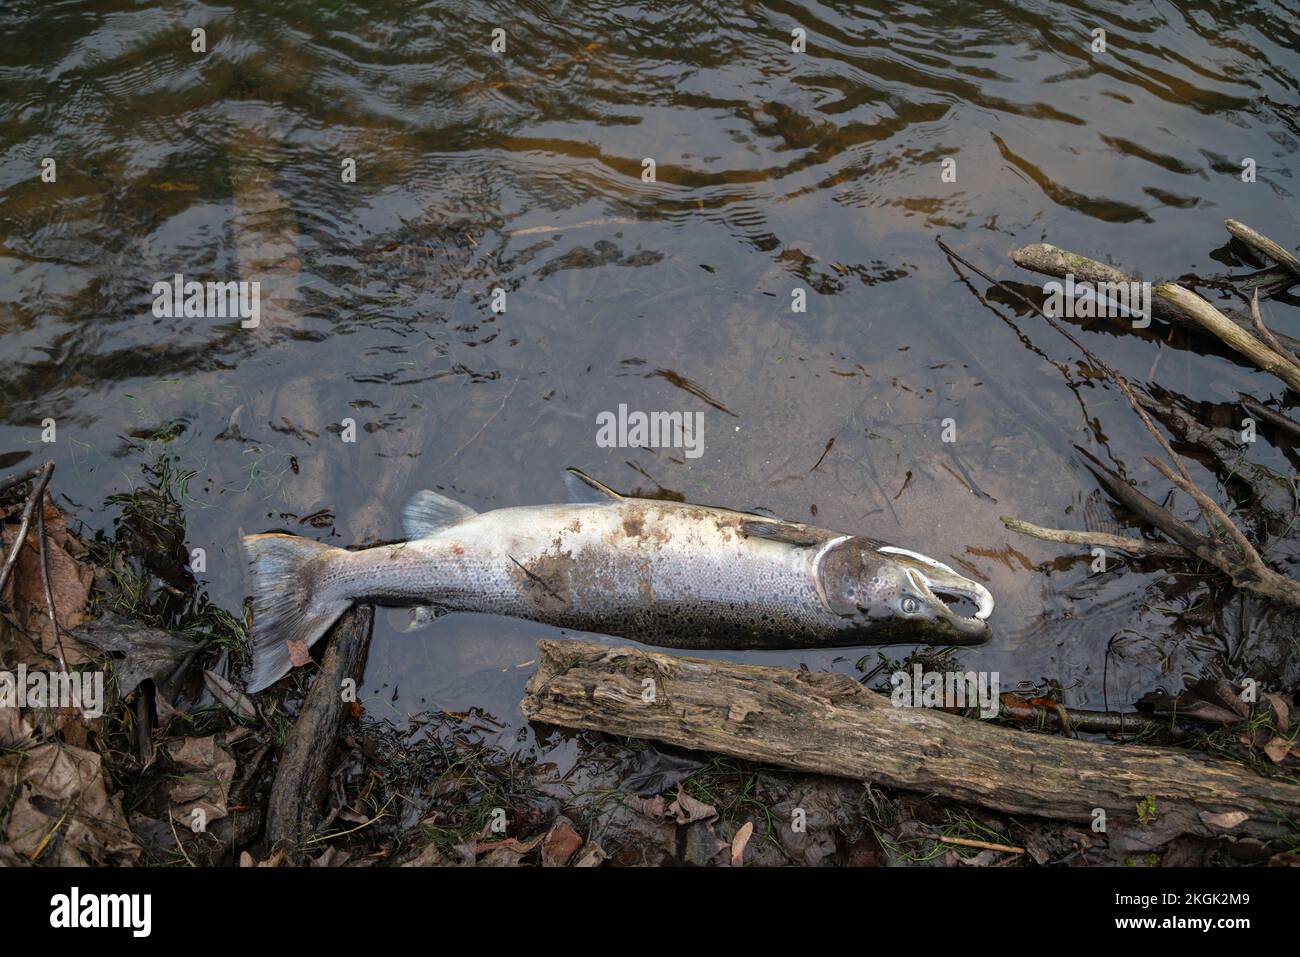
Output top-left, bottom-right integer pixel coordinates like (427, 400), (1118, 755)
(242, 469), (993, 691)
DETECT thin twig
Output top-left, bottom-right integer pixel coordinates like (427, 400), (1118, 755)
(1144, 455), (1300, 606)
(933, 835), (1024, 855)
(0, 466), (43, 497)
(35, 504), (69, 671)
(1145, 456), (1257, 561)
(1248, 289), (1300, 369)
(1000, 516), (1186, 558)
(1154, 283), (1300, 392)
(951, 237), (1300, 605)
(0, 462), (55, 599)
(438, 377), (519, 469)
(168, 812), (196, 867)
(936, 240), (1205, 502)
(135, 693), (154, 768)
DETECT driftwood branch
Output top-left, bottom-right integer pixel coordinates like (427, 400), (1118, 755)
(999, 516), (1186, 559)
(1225, 219), (1300, 283)
(1073, 447), (1300, 607)
(522, 640), (1300, 841)
(1010, 242), (1300, 353)
(266, 605), (373, 859)
(1145, 456), (1300, 606)
(977, 231), (1300, 600)
(1136, 389), (1295, 519)
(1154, 283), (1300, 393)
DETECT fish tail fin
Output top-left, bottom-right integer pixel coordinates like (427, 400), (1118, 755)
(242, 533), (351, 693)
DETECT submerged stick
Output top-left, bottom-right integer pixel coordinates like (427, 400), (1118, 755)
(522, 640), (1300, 841)
(0, 466), (44, 498)
(1077, 447), (1300, 606)
(951, 237), (1300, 605)
(999, 516), (1186, 559)
(1239, 395), (1300, 441)
(1146, 456), (1300, 606)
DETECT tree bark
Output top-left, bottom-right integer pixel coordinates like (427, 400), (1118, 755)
(522, 639), (1300, 841)
(266, 606), (373, 857)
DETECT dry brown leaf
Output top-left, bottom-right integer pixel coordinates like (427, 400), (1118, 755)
(202, 669), (257, 721)
(11, 520), (93, 634)
(311, 847), (351, 867)
(74, 613), (193, 698)
(667, 786), (718, 825)
(475, 834), (543, 857)
(1264, 692), (1291, 732)
(1199, 810), (1249, 829)
(730, 821), (754, 866)
(402, 843), (450, 867)
(286, 639), (311, 668)
(541, 819), (583, 867)
(0, 742), (139, 865)
(166, 735), (236, 830)
(573, 843), (606, 867)
(1263, 736), (1294, 764)
(0, 708), (33, 749)
(621, 794), (668, 818)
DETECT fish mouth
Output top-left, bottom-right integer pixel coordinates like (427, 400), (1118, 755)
(878, 546), (994, 640)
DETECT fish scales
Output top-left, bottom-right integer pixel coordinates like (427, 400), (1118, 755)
(332, 501), (841, 647)
(241, 477), (994, 692)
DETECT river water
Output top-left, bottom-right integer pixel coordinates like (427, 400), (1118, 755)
(2, 1), (1297, 731)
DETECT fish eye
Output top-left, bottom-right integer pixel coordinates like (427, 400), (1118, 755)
(899, 595), (920, 614)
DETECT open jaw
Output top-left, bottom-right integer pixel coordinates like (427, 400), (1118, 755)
(878, 546), (995, 637)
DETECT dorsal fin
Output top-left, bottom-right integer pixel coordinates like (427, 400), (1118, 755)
(563, 467), (623, 503)
(739, 519), (822, 547)
(403, 490), (478, 539)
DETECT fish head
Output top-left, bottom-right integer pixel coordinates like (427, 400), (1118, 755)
(815, 537), (993, 643)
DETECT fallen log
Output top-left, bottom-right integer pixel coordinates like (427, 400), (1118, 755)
(522, 639), (1300, 842)
(266, 605), (373, 858)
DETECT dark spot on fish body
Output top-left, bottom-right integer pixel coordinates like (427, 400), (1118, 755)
(511, 548), (580, 613)
(622, 514), (644, 539)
